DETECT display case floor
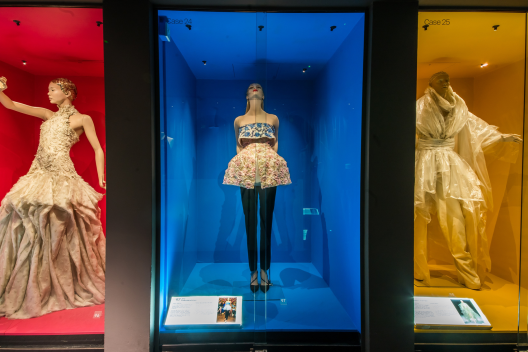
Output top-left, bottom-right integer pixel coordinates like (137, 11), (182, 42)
(415, 265), (525, 333)
(0, 304), (104, 335)
(167, 262), (357, 332)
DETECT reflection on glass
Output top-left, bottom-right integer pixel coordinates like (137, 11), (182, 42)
(414, 12), (526, 339)
(158, 10), (364, 342)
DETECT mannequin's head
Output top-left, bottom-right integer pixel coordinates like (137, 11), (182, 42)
(48, 78), (77, 105)
(429, 72), (450, 97)
(246, 82), (264, 113)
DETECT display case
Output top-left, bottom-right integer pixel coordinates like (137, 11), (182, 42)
(156, 9), (364, 349)
(0, 6), (106, 342)
(413, 11), (527, 349)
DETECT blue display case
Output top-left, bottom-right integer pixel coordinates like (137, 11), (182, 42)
(157, 10), (364, 343)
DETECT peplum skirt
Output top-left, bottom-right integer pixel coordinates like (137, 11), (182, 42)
(223, 142), (291, 189)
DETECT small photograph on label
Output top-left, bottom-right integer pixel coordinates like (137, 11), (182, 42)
(217, 297), (238, 323)
(450, 299), (485, 324)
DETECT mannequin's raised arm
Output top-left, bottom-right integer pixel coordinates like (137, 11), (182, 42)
(82, 114), (106, 189)
(0, 78), (53, 120)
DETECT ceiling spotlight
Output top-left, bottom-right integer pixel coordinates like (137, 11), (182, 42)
(202, 61), (207, 65)
(423, 24), (429, 31)
(330, 26), (336, 31)
(303, 68), (307, 73)
(22, 60), (26, 65)
(492, 25), (500, 31)
(481, 63), (488, 68)
(96, 21), (103, 27)
(13, 20), (20, 26)
(186, 24), (191, 30)
(258, 25), (264, 31)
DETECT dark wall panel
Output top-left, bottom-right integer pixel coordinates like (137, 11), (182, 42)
(363, 2), (417, 351)
(104, 0), (155, 351)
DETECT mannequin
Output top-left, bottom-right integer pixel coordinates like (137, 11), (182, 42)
(0, 76), (106, 318)
(223, 83), (292, 293)
(414, 72), (521, 290)
(458, 300), (483, 324)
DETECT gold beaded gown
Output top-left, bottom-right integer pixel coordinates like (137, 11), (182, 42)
(0, 105), (106, 319)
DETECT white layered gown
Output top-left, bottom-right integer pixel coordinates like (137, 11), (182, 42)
(0, 105), (106, 319)
(414, 87), (519, 289)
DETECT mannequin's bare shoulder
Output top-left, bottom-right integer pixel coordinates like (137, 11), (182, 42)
(268, 113), (279, 125)
(234, 115), (246, 127)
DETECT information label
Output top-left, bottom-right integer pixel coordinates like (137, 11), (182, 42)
(165, 296), (242, 326)
(414, 297), (491, 329)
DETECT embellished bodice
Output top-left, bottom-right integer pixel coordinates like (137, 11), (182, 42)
(29, 105), (80, 177)
(239, 122), (275, 147)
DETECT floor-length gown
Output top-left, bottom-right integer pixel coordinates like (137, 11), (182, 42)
(0, 105), (105, 319)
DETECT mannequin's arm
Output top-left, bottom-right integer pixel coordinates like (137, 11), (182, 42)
(0, 91), (53, 120)
(82, 114), (106, 189)
(501, 134), (522, 143)
(234, 118), (243, 154)
(272, 115), (279, 153)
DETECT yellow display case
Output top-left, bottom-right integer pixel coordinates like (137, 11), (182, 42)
(415, 11), (526, 341)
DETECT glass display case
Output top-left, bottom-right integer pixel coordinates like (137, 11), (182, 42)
(0, 7), (106, 338)
(157, 10), (364, 348)
(413, 11), (527, 348)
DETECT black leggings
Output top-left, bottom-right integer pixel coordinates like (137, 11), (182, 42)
(240, 186), (277, 271)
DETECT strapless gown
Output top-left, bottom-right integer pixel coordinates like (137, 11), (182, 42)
(0, 105), (105, 319)
(223, 122), (291, 189)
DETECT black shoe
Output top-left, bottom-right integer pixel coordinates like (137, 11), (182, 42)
(260, 277), (271, 293)
(250, 275), (259, 293)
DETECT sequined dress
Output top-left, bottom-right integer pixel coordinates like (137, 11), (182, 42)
(0, 105), (105, 319)
(223, 122), (291, 189)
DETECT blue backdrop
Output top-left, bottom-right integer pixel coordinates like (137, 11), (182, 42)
(159, 10), (364, 333)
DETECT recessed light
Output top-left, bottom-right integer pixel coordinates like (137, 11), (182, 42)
(481, 63), (488, 68)
(22, 60), (27, 65)
(303, 68), (307, 73)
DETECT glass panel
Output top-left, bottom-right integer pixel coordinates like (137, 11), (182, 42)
(158, 9), (364, 347)
(158, 10), (262, 338)
(0, 7), (106, 334)
(414, 11), (526, 340)
(258, 11), (365, 341)
(519, 12), (528, 348)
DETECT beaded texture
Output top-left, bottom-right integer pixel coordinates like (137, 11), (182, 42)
(0, 105), (106, 319)
(223, 122), (291, 189)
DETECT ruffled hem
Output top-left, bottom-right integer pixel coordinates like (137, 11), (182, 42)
(414, 148), (484, 219)
(223, 143), (292, 189)
(4, 172), (103, 211)
(0, 173), (105, 319)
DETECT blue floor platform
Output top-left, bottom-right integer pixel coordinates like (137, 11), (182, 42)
(161, 262), (357, 333)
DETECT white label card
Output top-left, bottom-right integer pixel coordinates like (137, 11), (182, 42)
(414, 297), (491, 329)
(165, 296), (242, 326)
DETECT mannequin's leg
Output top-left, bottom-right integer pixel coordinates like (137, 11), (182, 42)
(437, 194), (481, 289)
(414, 213), (430, 283)
(241, 187), (258, 272)
(258, 186), (276, 272)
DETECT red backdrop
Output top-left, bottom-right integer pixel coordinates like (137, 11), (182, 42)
(0, 60), (106, 233)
